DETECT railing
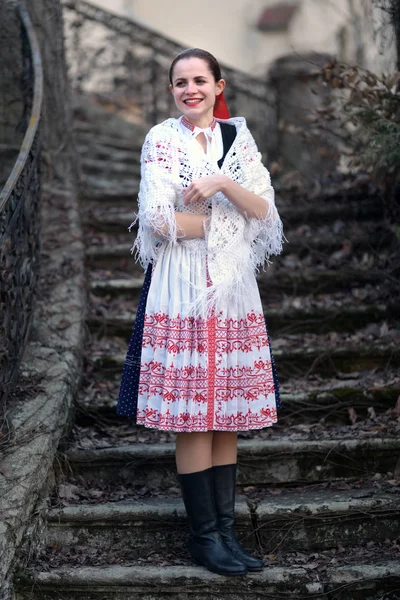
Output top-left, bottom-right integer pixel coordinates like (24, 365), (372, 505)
(0, 2), (43, 401)
(62, 0), (276, 154)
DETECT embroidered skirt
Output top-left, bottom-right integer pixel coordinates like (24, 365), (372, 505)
(117, 243), (280, 432)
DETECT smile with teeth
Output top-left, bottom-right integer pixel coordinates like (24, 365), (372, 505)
(184, 99), (203, 105)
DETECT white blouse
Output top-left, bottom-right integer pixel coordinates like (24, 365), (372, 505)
(178, 115), (224, 166)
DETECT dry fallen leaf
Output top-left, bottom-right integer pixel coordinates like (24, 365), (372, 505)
(348, 407), (358, 425)
(58, 483), (80, 501)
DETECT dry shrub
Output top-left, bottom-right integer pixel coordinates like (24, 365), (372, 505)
(316, 60), (400, 183)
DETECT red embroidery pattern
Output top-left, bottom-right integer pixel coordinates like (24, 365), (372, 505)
(142, 311), (268, 355)
(181, 115), (217, 132)
(136, 406), (277, 432)
(138, 361), (274, 404)
(137, 310), (277, 432)
(139, 362), (208, 403)
(207, 312), (216, 429)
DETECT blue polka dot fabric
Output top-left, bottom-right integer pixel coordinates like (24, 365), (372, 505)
(265, 322), (281, 411)
(117, 263), (153, 418)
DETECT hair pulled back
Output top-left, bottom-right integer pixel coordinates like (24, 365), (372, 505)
(169, 48), (222, 85)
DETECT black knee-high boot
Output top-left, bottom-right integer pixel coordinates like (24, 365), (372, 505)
(213, 463), (264, 572)
(178, 467), (247, 576)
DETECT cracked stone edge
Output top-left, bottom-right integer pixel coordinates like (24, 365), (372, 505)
(0, 184), (86, 598)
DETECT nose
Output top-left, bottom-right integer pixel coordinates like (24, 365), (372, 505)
(186, 81), (198, 94)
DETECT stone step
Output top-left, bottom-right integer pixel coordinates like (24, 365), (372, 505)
(88, 260), (389, 303)
(75, 381), (400, 425)
(77, 144), (140, 164)
(45, 486), (400, 556)
(81, 188), (140, 205)
(73, 121), (144, 146)
(16, 561), (400, 600)
(87, 300), (399, 338)
(62, 437), (400, 488)
(79, 199), (384, 232)
(89, 267), (383, 300)
(84, 223), (392, 265)
(74, 135), (141, 155)
(80, 158), (141, 179)
(90, 336), (399, 380)
(81, 175), (140, 196)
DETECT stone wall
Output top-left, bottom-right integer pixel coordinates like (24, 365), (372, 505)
(0, 2), (85, 598)
(269, 52), (340, 179)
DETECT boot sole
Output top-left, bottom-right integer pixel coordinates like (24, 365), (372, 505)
(192, 557), (247, 577)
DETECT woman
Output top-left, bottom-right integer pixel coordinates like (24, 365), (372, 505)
(118, 48), (283, 576)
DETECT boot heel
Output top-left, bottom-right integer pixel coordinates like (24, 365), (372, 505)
(213, 464), (264, 572)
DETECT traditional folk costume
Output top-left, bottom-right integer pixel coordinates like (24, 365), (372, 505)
(117, 114), (283, 432)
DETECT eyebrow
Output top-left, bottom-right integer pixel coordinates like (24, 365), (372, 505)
(174, 75), (209, 83)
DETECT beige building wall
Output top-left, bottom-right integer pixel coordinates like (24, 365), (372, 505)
(91, 0), (397, 75)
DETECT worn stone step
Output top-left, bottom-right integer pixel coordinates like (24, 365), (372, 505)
(77, 144), (140, 164)
(90, 276), (143, 298)
(87, 301), (399, 338)
(80, 198), (383, 233)
(81, 188), (140, 205)
(81, 175), (140, 195)
(75, 381), (400, 425)
(265, 197), (383, 226)
(15, 561), (400, 600)
(45, 486), (400, 556)
(84, 224), (392, 267)
(89, 268), (383, 301)
(75, 135), (141, 155)
(88, 260), (389, 304)
(62, 437), (400, 488)
(80, 158), (141, 179)
(44, 496), (249, 555)
(91, 336), (399, 380)
(73, 122), (144, 146)
(80, 199), (384, 237)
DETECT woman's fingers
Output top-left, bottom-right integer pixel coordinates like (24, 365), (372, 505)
(184, 175), (225, 205)
(184, 182), (203, 205)
(183, 186), (196, 205)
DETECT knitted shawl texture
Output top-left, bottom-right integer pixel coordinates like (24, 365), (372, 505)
(132, 117), (283, 316)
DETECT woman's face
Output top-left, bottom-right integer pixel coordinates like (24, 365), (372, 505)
(169, 57), (225, 128)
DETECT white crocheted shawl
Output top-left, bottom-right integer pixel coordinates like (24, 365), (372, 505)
(132, 117), (283, 316)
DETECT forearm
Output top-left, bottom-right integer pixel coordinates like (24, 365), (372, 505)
(154, 212), (207, 240)
(221, 177), (270, 219)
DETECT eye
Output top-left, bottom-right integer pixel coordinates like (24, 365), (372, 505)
(196, 79), (206, 84)
(175, 81), (185, 87)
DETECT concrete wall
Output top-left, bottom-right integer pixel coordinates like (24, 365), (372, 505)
(90, 0), (397, 75)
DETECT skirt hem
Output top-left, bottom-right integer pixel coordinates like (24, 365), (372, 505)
(134, 418), (278, 433)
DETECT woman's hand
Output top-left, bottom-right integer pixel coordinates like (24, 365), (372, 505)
(183, 175), (228, 206)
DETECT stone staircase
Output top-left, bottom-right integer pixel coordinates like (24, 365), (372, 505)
(15, 107), (400, 599)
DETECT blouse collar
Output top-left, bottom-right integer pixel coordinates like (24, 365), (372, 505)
(180, 115), (218, 139)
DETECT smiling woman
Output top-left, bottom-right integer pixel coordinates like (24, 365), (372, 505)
(169, 55), (225, 129)
(117, 47), (283, 577)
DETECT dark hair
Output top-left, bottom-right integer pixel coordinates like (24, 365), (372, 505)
(169, 48), (222, 85)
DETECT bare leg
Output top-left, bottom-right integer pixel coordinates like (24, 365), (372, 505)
(175, 431), (214, 474)
(212, 431), (238, 466)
